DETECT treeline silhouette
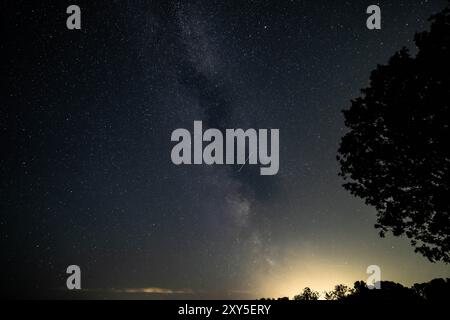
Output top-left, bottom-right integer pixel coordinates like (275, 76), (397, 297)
(260, 278), (450, 300)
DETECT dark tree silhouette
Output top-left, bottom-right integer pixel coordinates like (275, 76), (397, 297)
(277, 297), (290, 300)
(293, 287), (320, 300)
(412, 278), (450, 300)
(324, 284), (353, 300)
(337, 6), (450, 263)
(346, 281), (420, 301)
(261, 278), (450, 300)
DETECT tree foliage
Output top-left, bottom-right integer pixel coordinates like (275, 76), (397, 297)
(337, 6), (450, 263)
(324, 284), (354, 300)
(293, 287), (320, 300)
(261, 278), (450, 300)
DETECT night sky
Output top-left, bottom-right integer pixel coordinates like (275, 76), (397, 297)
(2, 0), (450, 299)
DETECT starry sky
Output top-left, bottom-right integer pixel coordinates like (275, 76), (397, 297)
(2, 0), (450, 299)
